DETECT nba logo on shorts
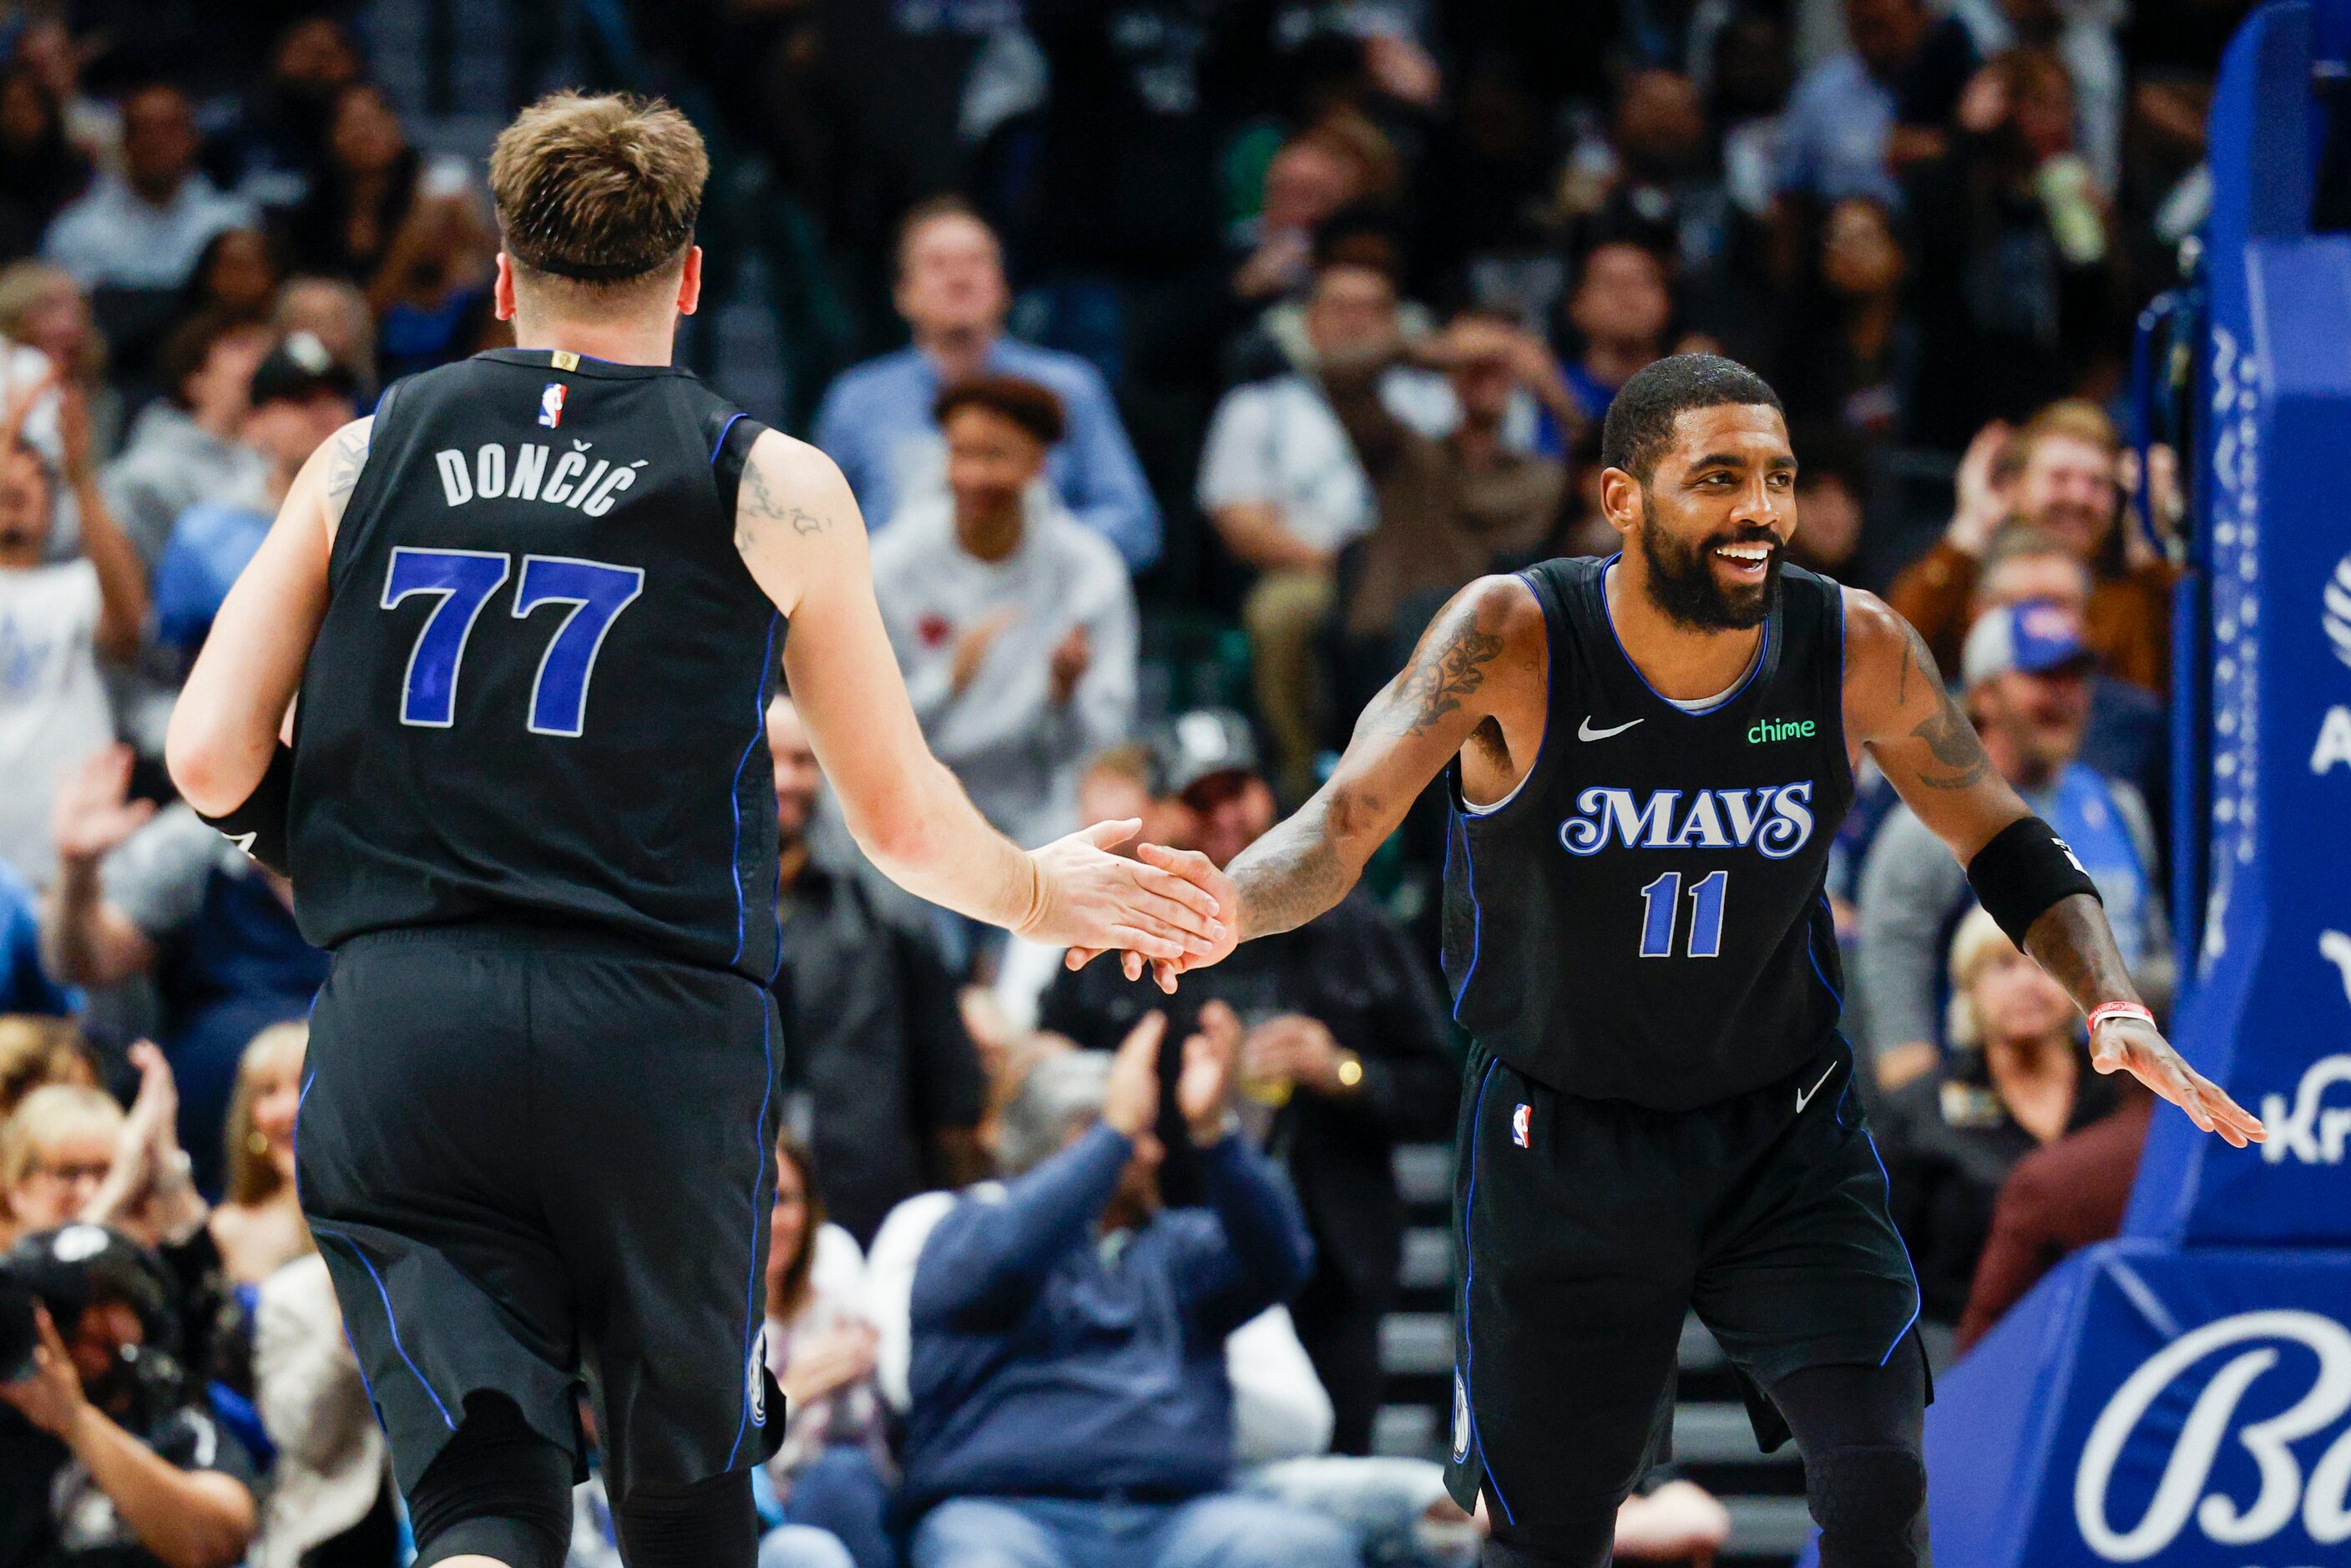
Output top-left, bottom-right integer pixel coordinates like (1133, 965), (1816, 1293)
(538, 382), (567, 428)
(1511, 1103), (1531, 1149)
(1451, 1371), (1472, 1462)
(747, 1326), (768, 1427)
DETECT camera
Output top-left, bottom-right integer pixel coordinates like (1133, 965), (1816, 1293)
(0, 1272), (37, 1383)
(0, 1224), (186, 1419)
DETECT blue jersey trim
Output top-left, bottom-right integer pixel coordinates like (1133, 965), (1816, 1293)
(315, 1226), (455, 1429)
(1807, 895), (1844, 1009)
(1459, 1057), (1516, 1525)
(1449, 813), (1482, 1024)
(1861, 1130), (1924, 1365)
(729, 616), (781, 969)
(710, 411), (750, 466)
(726, 1000), (778, 1466)
(1597, 555), (1772, 716)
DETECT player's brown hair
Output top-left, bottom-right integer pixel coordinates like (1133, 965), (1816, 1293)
(488, 92), (707, 291)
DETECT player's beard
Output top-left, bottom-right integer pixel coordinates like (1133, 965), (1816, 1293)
(1638, 508), (1782, 631)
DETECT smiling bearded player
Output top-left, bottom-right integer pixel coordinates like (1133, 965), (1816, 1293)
(1090, 355), (2263, 1565)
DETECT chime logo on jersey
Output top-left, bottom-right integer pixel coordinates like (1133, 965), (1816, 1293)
(1557, 781), (1817, 860)
(1511, 1104), (1531, 1148)
(538, 382), (566, 428)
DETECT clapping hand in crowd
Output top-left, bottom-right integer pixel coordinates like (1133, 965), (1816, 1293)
(52, 743), (157, 869)
(1239, 1014), (1347, 1100)
(1047, 625), (1092, 707)
(83, 1041), (209, 1247)
(778, 1320), (879, 1409)
(0, 1303), (88, 1438)
(1178, 999), (1241, 1143)
(1945, 419), (2015, 556)
(950, 608), (1019, 696)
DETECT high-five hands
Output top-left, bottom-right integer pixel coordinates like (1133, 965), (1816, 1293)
(1063, 843), (1240, 992)
(2090, 1014), (2265, 1149)
(1020, 822), (1230, 993)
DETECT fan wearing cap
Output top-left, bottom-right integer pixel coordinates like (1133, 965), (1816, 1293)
(0, 1223), (257, 1568)
(1036, 708), (1458, 1456)
(1857, 599), (2170, 1092)
(150, 331), (358, 673)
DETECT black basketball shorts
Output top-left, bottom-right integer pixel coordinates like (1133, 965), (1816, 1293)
(296, 926), (785, 1502)
(1443, 1036), (1924, 1547)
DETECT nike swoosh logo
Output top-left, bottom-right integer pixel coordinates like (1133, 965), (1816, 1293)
(1578, 716), (1644, 741)
(1796, 1062), (1840, 1114)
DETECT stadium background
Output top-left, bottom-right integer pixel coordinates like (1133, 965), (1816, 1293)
(3, 1), (2343, 1566)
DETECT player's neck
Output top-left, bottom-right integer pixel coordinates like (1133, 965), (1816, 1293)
(1604, 555), (1764, 701)
(511, 310), (678, 368)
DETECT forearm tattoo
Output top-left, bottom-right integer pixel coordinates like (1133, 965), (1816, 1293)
(1230, 787), (1359, 940)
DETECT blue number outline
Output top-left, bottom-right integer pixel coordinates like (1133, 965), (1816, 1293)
(380, 547), (511, 727)
(1638, 871), (1679, 958)
(510, 554), (645, 737)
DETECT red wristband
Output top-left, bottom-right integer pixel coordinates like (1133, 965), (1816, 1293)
(2086, 1002), (2156, 1034)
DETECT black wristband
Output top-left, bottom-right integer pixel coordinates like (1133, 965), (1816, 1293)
(1965, 814), (2099, 948)
(193, 743), (295, 877)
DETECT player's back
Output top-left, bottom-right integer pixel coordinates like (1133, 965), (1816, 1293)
(289, 347), (781, 979)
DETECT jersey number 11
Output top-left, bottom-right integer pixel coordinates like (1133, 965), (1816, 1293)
(1637, 870), (1727, 959)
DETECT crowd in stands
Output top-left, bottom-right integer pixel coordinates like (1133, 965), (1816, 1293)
(0, 1), (2242, 1565)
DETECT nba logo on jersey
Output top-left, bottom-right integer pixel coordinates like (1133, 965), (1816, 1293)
(538, 382), (567, 428)
(1512, 1103), (1531, 1148)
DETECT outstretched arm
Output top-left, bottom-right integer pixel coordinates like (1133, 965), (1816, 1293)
(1115, 574), (1546, 981)
(1843, 590), (2263, 1146)
(732, 430), (1221, 969)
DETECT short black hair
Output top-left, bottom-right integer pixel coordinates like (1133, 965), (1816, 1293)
(933, 373), (1066, 447)
(1600, 352), (1784, 483)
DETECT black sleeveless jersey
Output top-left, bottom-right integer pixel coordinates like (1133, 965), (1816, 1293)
(289, 348), (783, 980)
(1439, 555), (1854, 1109)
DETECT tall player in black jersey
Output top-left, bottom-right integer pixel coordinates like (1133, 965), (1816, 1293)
(162, 96), (1225, 1568)
(1105, 357), (2262, 1565)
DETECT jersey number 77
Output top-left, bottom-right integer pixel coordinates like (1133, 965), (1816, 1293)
(380, 547), (645, 737)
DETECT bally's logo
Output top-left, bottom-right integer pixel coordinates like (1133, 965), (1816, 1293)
(1559, 783), (1815, 860)
(2074, 1308), (2351, 1560)
(2326, 551), (2351, 670)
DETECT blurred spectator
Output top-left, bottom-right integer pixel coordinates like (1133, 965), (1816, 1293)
(759, 1130), (892, 1568)
(0, 1016), (92, 1115)
(0, 62), (93, 259)
(1785, 427), (1868, 578)
(0, 262), (117, 471)
(151, 331), (357, 670)
(41, 83), (255, 292)
(1958, 0), (2129, 195)
(249, 1247), (397, 1567)
(901, 1013), (1354, 1568)
(1777, 196), (1910, 445)
(1876, 907), (2122, 1338)
(0, 1222), (257, 1568)
(1954, 1087), (2151, 1351)
(1230, 130), (1371, 313)
(1198, 255), (1405, 797)
(213, 16), (367, 197)
(179, 228), (285, 329)
(1557, 239), (1673, 428)
(1969, 523), (2166, 832)
(271, 276), (377, 398)
(1776, 0), (1980, 205)
(1888, 402), (2170, 690)
(99, 312), (272, 568)
(872, 375), (1138, 851)
(1857, 601), (2166, 1090)
(1038, 711), (1458, 1455)
(207, 1022), (307, 1287)
(764, 696), (989, 1247)
(814, 198), (1160, 569)
(368, 183), (503, 379)
(0, 1082), (120, 1247)
(0, 377), (147, 888)
(41, 747), (326, 1196)
(1328, 308), (1572, 695)
(1904, 48), (2116, 447)
(2, 862), (73, 1016)
(13, 18), (120, 176)
(281, 84), (419, 285)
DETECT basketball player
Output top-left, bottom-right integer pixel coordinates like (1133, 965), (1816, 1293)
(1102, 356), (2263, 1565)
(164, 96), (1225, 1568)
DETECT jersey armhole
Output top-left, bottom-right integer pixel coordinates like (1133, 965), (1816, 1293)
(710, 411), (769, 516)
(325, 375), (410, 595)
(1823, 575), (1858, 798)
(1451, 566), (1564, 828)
